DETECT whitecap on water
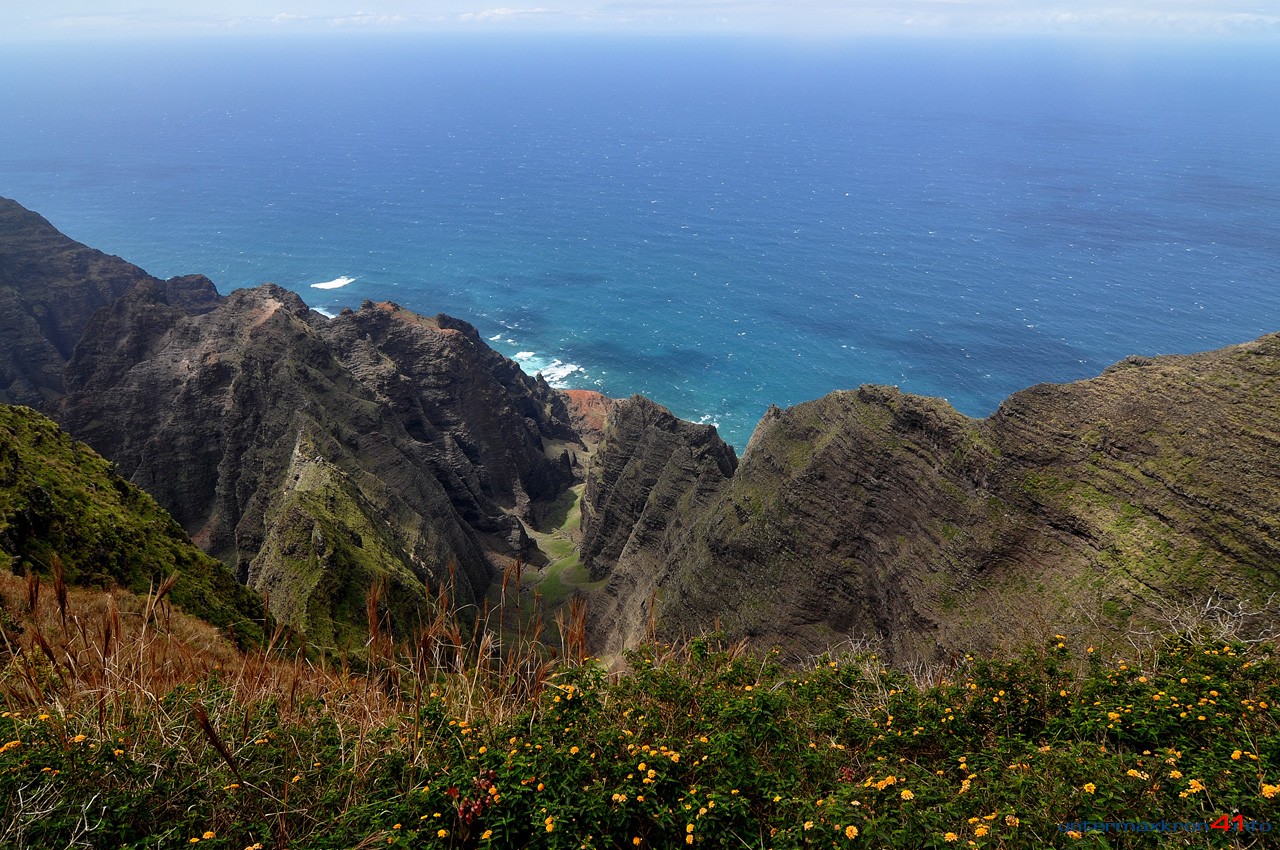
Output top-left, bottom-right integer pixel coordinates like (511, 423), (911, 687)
(540, 359), (583, 386)
(507, 350), (584, 388)
(310, 275), (357, 290)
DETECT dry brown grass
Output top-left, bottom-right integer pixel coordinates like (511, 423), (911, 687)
(0, 559), (588, 740)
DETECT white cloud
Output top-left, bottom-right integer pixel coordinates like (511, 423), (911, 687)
(3, 1), (1279, 39)
(456, 7), (557, 24)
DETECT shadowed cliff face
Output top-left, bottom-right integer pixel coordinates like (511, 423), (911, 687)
(0, 199), (172, 407)
(57, 284), (581, 645)
(0, 197), (584, 648)
(7, 196), (1279, 664)
(55, 280), (578, 647)
(58, 282), (472, 645)
(319, 303), (577, 537)
(578, 395), (738, 653)
(581, 340), (1280, 663)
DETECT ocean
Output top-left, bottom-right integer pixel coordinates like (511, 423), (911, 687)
(2, 35), (1277, 449)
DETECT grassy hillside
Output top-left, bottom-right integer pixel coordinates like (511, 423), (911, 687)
(0, 404), (262, 646)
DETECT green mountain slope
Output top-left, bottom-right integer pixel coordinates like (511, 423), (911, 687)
(582, 337), (1280, 662)
(0, 404), (262, 645)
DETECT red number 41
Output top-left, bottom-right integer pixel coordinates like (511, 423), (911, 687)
(1211, 814), (1245, 832)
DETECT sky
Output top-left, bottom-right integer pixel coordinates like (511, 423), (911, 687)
(3, 1), (1279, 40)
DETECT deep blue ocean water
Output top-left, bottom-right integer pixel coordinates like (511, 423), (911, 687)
(2, 35), (1277, 449)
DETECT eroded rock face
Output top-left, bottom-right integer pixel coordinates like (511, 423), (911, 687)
(56, 282), (579, 647)
(578, 395), (738, 653)
(0, 197), (588, 647)
(319, 302), (576, 544)
(0, 198), (163, 406)
(7, 195), (1279, 663)
(581, 341), (1280, 663)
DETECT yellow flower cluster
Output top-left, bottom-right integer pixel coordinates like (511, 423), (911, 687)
(1178, 778), (1207, 798)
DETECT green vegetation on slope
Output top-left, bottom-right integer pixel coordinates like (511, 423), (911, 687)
(0, 626), (1276, 848)
(0, 404), (262, 645)
(526, 485), (606, 611)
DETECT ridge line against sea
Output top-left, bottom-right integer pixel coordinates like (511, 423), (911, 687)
(2, 33), (1277, 449)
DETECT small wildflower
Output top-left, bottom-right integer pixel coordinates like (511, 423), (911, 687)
(900, 789), (915, 800)
(1005, 815), (1019, 827)
(203, 833), (216, 840)
(1261, 784), (1279, 799)
(1084, 783), (1096, 793)
(438, 829), (448, 838)
(944, 833), (959, 843)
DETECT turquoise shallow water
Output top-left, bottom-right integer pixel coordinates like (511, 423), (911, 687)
(2, 35), (1278, 448)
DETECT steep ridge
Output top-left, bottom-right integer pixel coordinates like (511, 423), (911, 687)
(0, 404), (261, 645)
(0, 198), (168, 406)
(319, 303), (577, 537)
(55, 279), (579, 648)
(0, 197), (590, 649)
(7, 196), (1278, 664)
(581, 340), (1280, 663)
(576, 396), (736, 651)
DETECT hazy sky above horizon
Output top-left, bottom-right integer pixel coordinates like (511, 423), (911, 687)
(4, 1), (1280, 40)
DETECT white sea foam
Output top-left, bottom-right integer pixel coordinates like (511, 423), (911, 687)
(313, 307), (337, 318)
(310, 275), (357, 290)
(540, 359), (583, 386)
(507, 349), (584, 388)
(487, 333), (502, 341)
